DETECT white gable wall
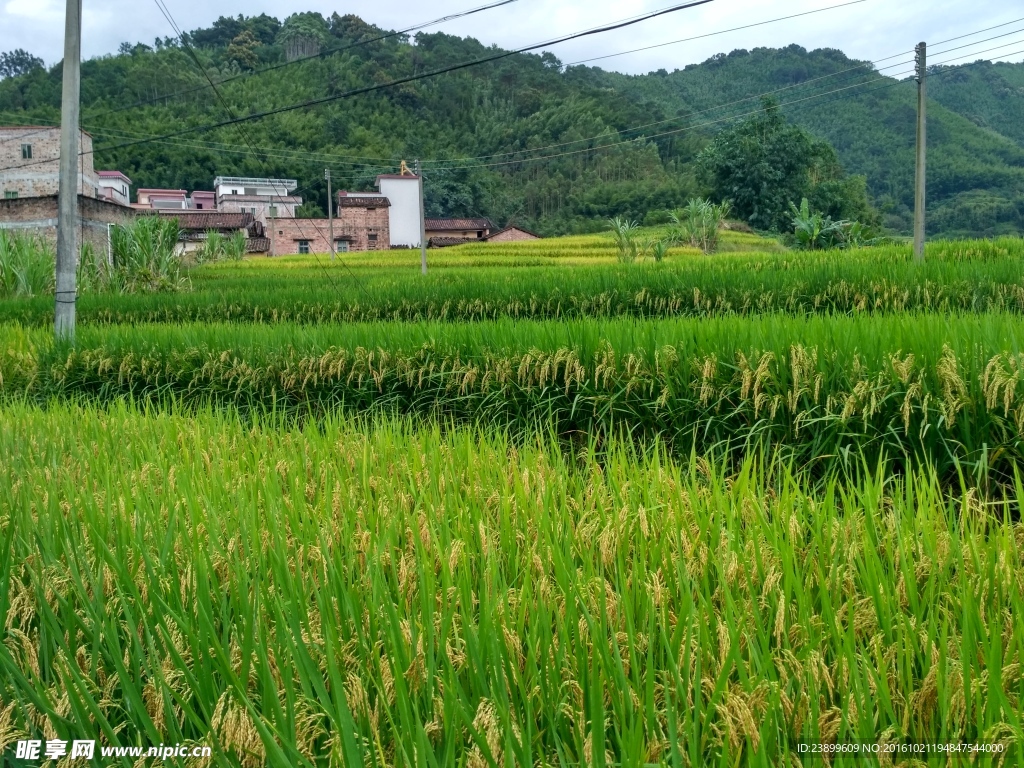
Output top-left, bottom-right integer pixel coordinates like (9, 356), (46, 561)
(377, 177), (422, 248)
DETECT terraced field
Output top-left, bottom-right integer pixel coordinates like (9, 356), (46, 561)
(2, 230), (1023, 766)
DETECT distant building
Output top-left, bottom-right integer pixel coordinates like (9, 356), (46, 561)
(428, 223), (540, 248)
(327, 192), (391, 254)
(487, 225), (539, 242)
(215, 176), (301, 226)
(0, 127), (131, 252)
(424, 217), (492, 242)
(190, 191), (216, 210)
(133, 189), (189, 210)
(97, 171), (132, 207)
(0, 126), (100, 199)
(149, 210), (268, 254)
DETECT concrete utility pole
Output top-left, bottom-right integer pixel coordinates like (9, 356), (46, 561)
(325, 168), (335, 260)
(55, 0), (82, 341)
(415, 159), (427, 275)
(913, 41), (927, 261)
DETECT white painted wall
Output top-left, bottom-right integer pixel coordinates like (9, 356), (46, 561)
(377, 177), (422, 248)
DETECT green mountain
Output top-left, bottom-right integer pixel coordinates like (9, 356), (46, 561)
(1, 13), (1022, 237)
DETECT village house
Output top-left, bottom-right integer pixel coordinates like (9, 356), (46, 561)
(0, 126), (101, 199)
(485, 225), (540, 242)
(97, 171), (132, 207)
(424, 217), (492, 243)
(0, 126), (133, 253)
(271, 194), (390, 255)
(215, 176), (301, 225)
(149, 210), (269, 255)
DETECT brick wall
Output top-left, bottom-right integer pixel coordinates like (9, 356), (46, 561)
(0, 194), (135, 255)
(0, 128), (99, 199)
(270, 209), (390, 255)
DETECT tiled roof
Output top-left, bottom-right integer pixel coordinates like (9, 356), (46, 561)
(425, 218), (491, 231)
(153, 210), (255, 230)
(486, 225), (540, 239)
(246, 237), (270, 253)
(338, 196), (390, 208)
(428, 237), (475, 248)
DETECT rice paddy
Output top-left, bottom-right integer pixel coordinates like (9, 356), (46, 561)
(2, 231), (1024, 765)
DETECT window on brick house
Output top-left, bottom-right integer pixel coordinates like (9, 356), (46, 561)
(269, 205), (278, 217)
(4, 190), (18, 199)
(21, 144), (31, 160)
(335, 239), (349, 253)
(298, 240), (310, 254)
(367, 233), (378, 250)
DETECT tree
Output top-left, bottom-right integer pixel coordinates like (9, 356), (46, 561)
(278, 13), (329, 61)
(696, 97), (873, 231)
(227, 30), (261, 71)
(0, 49), (44, 79)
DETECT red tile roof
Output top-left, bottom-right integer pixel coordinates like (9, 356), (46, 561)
(425, 218), (491, 231)
(151, 210), (255, 230)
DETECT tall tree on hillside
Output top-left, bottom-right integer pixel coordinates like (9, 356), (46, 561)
(0, 49), (44, 79)
(278, 13), (330, 62)
(696, 98), (873, 231)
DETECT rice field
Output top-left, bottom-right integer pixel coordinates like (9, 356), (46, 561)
(2, 231), (1024, 765)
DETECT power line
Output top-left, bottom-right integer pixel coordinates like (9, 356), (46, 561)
(565, 0), (866, 67)
(38, 0), (717, 162)
(150, 0), (373, 298)
(413, 27), (1024, 168)
(102, 0), (522, 116)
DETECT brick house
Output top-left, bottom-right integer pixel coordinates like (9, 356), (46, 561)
(270, 200), (391, 255)
(424, 217), (492, 241)
(0, 194), (134, 256)
(486, 225), (540, 242)
(0, 126), (100, 199)
(147, 210), (268, 254)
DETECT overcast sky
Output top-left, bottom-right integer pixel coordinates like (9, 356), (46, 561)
(3, 0), (1023, 75)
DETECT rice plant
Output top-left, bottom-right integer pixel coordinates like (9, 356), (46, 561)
(0, 402), (1021, 766)
(5, 313), (1024, 478)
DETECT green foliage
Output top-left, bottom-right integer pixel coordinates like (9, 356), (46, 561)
(670, 198), (731, 254)
(0, 48), (44, 79)
(0, 231), (52, 297)
(696, 98), (872, 231)
(608, 216), (640, 263)
(110, 216), (187, 292)
(226, 30), (261, 71)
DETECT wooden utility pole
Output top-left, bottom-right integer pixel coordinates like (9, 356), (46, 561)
(913, 41), (927, 261)
(325, 168), (335, 260)
(415, 159), (427, 275)
(55, 0), (82, 341)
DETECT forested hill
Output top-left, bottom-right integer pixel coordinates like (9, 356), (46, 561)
(1, 12), (1022, 237)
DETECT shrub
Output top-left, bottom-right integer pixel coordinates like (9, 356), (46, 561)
(670, 198), (731, 254)
(608, 217), (640, 263)
(110, 216), (187, 292)
(0, 231), (53, 298)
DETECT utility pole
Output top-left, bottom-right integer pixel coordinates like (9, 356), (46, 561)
(415, 159), (427, 275)
(913, 41), (927, 261)
(325, 168), (335, 260)
(54, 0), (82, 341)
